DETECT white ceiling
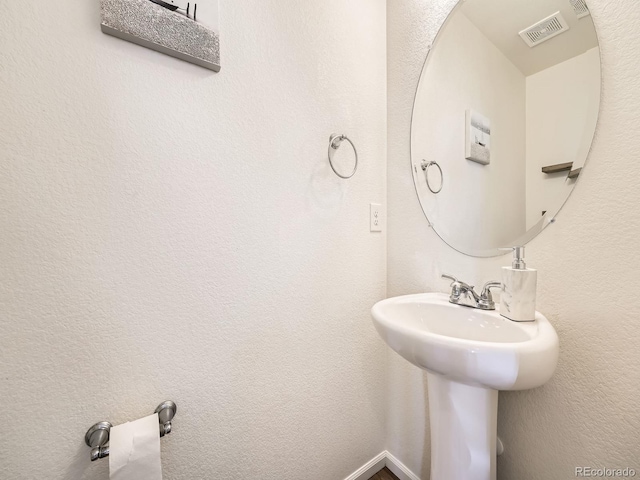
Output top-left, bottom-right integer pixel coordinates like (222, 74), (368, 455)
(460, 0), (599, 76)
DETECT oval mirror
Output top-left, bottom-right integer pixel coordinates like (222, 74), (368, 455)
(411, 0), (600, 257)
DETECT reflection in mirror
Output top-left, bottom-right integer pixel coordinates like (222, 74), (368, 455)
(411, 0), (600, 257)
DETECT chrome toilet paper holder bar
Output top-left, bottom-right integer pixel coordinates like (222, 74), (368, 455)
(84, 401), (177, 461)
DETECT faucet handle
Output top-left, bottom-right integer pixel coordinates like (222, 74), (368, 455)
(441, 274), (458, 285)
(442, 274), (467, 300)
(481, 281), (502, 296)
(482, 282), (502, 293)
(442, 274), (473, 289)
(479, 281), (502, 309)
(478, 282), (502, 310)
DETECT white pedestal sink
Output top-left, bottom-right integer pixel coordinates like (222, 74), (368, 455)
(371, 293), (559, 480)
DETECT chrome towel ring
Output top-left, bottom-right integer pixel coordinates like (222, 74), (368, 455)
(421, 160), (443, 194)
(328, 133), (358, 179)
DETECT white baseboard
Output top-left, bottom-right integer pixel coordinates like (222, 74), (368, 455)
(343, 451), (388, 480)
(343, 451), (421, 480)
(384, 451), (421, 480)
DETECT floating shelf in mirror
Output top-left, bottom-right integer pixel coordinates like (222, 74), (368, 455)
(410, 0), (601, 257)
(541, 162), (573, 174)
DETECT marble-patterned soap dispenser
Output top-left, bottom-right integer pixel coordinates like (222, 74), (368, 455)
(499, 246), (537, 322)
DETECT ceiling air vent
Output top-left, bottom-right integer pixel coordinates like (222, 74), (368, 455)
(518, 12), (570, 48)
(569, 0), (591, 18)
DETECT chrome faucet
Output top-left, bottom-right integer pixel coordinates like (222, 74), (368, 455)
(442, 274), (502, 310)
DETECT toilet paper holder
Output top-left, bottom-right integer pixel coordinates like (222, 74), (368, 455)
(84, 400), (177, 461)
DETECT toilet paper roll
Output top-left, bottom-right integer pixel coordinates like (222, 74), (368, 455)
(109, 413), (163, 480)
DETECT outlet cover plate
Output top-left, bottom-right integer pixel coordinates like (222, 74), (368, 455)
(370, 203), (382, 232)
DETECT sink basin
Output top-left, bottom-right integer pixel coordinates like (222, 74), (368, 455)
(372, 292), (559, 390)
(372, 292), (559, 480)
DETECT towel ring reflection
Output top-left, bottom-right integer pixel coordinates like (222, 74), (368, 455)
(328, 133), (358, 179)
(421, 160), (443, 194)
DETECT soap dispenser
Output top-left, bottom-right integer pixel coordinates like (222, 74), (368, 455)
(499, 246), (537, 322)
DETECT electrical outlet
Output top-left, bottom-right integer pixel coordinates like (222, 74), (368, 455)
(370, 203), (382, 232)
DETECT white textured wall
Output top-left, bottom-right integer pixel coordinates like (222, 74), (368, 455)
(412, 11), (526, 254)
(525, 47), (601, 230)
(0, 1), (387, 479)
(388, 0), (640, 478)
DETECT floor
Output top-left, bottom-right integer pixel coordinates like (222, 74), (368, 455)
(368, 467), (400, 480)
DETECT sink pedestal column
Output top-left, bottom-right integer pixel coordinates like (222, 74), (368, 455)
(427, 373), (498, 480)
